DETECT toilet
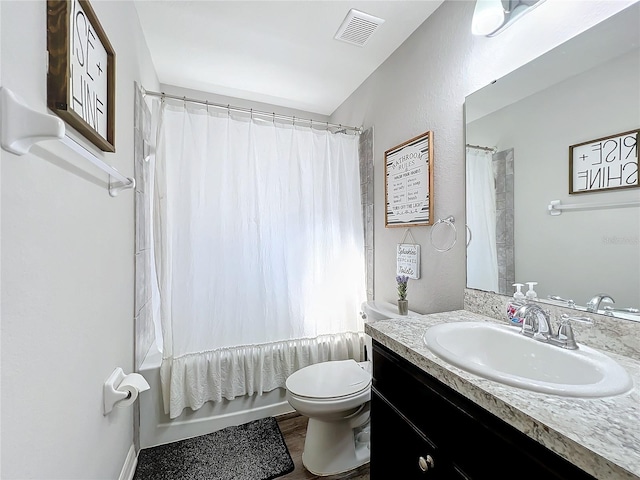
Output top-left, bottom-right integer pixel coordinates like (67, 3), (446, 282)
(285, 301), (415, 476)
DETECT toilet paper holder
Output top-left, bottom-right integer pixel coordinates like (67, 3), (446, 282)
(103, 367), (150, 415)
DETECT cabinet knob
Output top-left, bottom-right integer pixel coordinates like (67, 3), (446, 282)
(418, 455), (435, 472)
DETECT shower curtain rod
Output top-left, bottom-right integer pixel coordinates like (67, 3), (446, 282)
(142, 88), (363, 134)
(466, 143), (497, 153)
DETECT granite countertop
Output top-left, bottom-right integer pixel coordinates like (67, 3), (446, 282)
(365, 310), (640, 480)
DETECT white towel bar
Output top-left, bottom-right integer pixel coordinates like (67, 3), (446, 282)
(59, 135), (135, 196)
(0, 86), (134, 197)
(548, 199), (640, 216)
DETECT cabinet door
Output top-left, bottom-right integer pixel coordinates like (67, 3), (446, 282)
(371, 390), (469, 480)
(372, 341), (596, 480)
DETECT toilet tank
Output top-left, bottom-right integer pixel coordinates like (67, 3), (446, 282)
(359, 300), (420, 364)
(361, 301), (419, 320)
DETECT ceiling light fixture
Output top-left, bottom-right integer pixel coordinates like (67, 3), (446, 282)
(472, 0), (546, 37)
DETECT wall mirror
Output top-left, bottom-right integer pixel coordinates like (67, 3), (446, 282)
(465, 3), (640, 321)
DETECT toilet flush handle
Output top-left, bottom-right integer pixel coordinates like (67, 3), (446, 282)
(418, 454), (435, 472)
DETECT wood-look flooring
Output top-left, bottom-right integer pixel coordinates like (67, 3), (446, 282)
(276, 413), (370, 480)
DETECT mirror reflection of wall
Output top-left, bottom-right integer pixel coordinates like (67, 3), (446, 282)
(465, 3), (640, 313)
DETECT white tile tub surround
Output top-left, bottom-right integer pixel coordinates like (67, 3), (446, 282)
(359, 126), (375, 301)
(134, 84), (156, 371)
(464, 288), (640, 361)
(366, 312), (640, 479)
(134, 84), (156, 453)
(493, 149), (515, 295)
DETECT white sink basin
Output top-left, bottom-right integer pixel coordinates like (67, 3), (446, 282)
(423, 322), (633, 398)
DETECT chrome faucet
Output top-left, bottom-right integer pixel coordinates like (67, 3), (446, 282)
(515, 304), (552, 340)
(515, 304), (592, 350)
(586, 293), (614, 313)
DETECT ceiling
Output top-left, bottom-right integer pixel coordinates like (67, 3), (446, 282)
(134, 1), (444, 116)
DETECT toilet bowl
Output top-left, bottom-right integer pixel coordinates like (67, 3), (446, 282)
(286, 359), (372, 476)
(285, 301), (415, 476)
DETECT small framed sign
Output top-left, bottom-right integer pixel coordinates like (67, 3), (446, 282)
(47, 0), (116, 152)
(397, 244), (420, 280)
(385, 131), (434, 227)
(569, 129), (638, 194)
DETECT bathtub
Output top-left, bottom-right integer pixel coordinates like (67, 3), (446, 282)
(138, 344), (294, 448)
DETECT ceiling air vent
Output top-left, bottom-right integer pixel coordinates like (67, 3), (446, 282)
(334, 9), (385, 47)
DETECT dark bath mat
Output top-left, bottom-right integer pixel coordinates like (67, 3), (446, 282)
(134, 416), (295, 480)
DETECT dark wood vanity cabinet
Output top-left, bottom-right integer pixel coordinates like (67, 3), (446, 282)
(371, 341), (597, 480)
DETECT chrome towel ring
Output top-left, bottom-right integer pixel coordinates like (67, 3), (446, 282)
(430, 216), (457, 252)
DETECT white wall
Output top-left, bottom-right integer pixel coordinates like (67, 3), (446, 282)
(1, 1), (158, 479)
(467, 49), (640, 307)
(330, 0), (635, 314)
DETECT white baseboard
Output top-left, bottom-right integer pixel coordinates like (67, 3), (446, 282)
(118, 444), (138, 480)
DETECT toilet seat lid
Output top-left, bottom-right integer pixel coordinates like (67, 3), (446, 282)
(286, 359), (371, 399)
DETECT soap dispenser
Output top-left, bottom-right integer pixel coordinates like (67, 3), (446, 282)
(525, 282), (538, 301)
(507, 283), (526, 325)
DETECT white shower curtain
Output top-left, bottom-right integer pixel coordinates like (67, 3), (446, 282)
(466, 147), (499, 292)
(153, 99), (366, 418)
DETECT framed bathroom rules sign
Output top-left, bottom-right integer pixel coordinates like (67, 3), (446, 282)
(47, 0), (116, 152)
(384, 131), (434, 227)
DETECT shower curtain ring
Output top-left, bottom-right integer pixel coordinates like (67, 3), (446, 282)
(250, 108), (253, 120)
(272, 112), (275, 125)
(183, 96), (187, 109)
(227, 104), (230, 117)
(205, 100), (209, 113)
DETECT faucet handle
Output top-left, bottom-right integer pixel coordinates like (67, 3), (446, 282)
(555, 314), (592, 350)
(548, 295), (575, 308)
(556, 317), (577, 350)
(560, 313), (593, 325)
(603, 306), (640, 316)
